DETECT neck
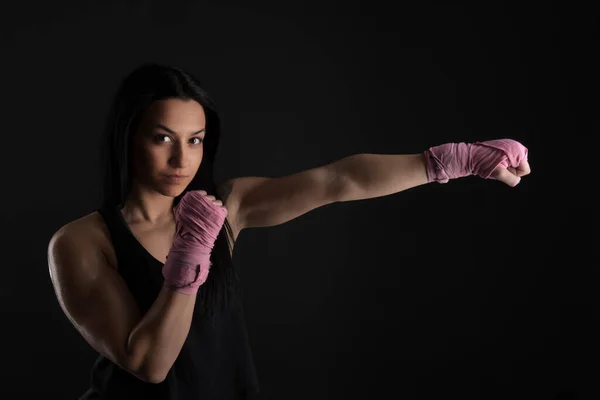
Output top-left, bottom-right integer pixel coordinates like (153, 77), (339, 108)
(121, 184), (176, 225)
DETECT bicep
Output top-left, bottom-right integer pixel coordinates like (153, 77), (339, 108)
(230, 167), (340, 230)
(48, 227), (144, 378)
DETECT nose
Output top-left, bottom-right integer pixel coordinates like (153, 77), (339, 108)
(168, 142), (191, 169)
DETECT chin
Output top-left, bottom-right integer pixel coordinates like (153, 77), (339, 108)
(157, 185), (187, 198)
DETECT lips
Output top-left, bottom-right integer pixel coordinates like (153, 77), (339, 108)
(163, 174), (189, 185)
(164, 175), (189, 178)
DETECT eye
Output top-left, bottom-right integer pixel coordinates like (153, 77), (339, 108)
(154, 134), (172, 143)
(153, 135), (203, 145)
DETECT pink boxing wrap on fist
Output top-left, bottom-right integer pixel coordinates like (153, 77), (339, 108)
(423, 139), (529, 183)
(162, 191), (228, 295)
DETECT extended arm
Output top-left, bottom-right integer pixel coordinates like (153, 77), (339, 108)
(219, 138), (529, 231)
(218, 153), (427, 231)
(332, 153), (428, 202)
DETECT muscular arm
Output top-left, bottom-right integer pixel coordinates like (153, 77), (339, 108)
(127, 286), (196, 383)
(48, 223), (196, 384)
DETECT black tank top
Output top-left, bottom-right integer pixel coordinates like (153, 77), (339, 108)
(78, 204), (261, 400)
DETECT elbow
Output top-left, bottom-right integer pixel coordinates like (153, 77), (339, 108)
(136, 357), (170, 384)
(131, 363), (168, 384)
(146, 372), (168, 385)
(332, 170), (360, 203)
(329, 155), (362, 203)
(125, 334), (169, 384)
(125, 353), (169, 384)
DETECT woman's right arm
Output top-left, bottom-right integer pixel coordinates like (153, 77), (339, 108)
(47, 223), (196, 384)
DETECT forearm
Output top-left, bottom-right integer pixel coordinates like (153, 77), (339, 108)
(334, 153), (429, 202)
(127, 286), (196, 383)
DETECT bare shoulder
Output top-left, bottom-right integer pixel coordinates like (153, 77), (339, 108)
(48, 211), (117, 273)
(47, 211), (149, 381)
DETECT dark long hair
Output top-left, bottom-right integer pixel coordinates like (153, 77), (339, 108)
(100, 63), (239, 319)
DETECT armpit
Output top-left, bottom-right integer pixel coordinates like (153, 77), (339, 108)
(216, 179), (234, 205)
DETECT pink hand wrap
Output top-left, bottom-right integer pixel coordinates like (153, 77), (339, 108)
(162, 191), (228, 295)
(423, 139), (529, 183)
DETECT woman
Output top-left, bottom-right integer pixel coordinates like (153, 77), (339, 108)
(47, 64), (530, 399)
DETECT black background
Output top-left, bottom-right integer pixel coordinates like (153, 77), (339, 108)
(1, 1), (596, 399)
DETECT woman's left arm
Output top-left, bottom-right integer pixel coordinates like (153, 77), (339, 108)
(220, 153), (429, 232)
(221, 139), (530, 232)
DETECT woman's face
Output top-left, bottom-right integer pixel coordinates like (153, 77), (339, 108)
(130, 98), (206, 198)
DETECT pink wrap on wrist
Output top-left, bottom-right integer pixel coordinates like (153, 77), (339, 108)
(424, 139), (529, 183)
(162, 191), (228, 295)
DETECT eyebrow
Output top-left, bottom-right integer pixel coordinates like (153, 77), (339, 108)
(154, 124), (205, 136)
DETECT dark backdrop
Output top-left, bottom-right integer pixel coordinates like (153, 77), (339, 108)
(1, 1), (596, 399)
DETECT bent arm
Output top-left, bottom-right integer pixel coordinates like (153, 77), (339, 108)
(48, 225), (196, 384)
(127, 287), (196, 383)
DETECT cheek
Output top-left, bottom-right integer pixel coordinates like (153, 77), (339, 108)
(135, 144), (163, 170)
(147, 148), (166, 165)
(187, 147), (203, 167)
